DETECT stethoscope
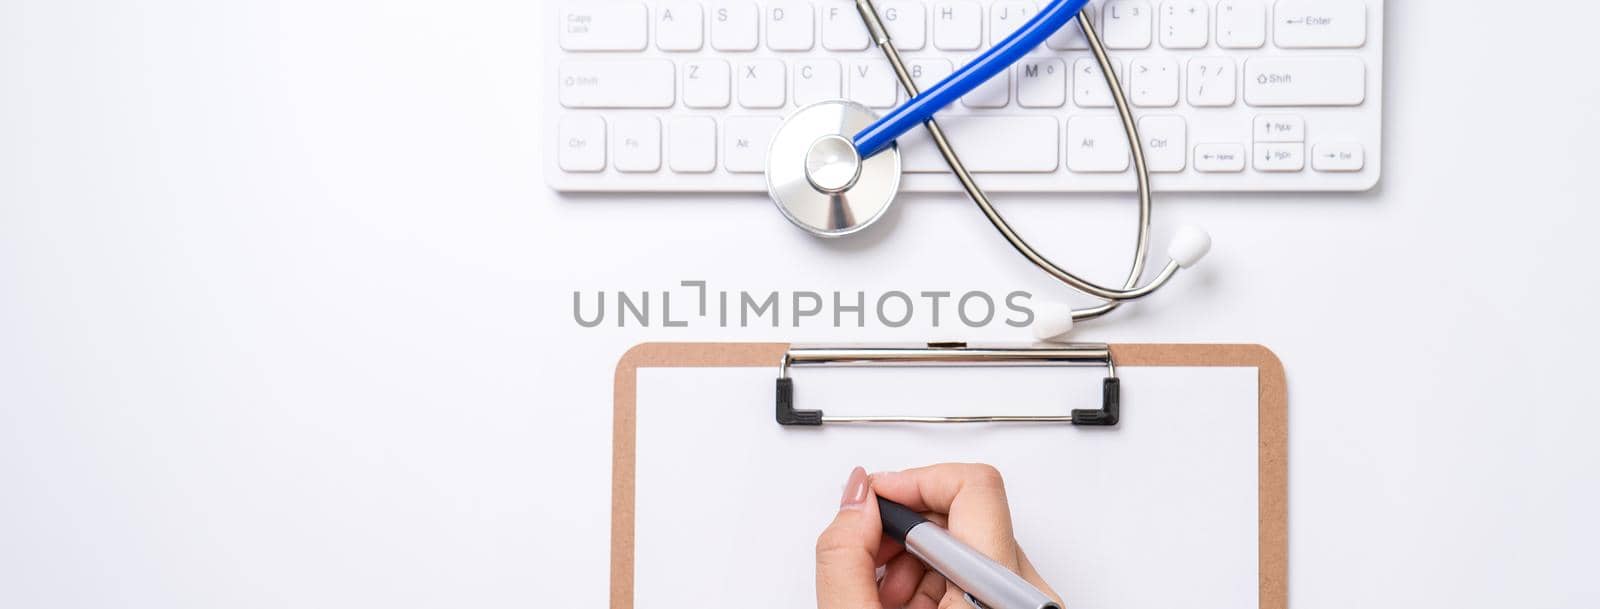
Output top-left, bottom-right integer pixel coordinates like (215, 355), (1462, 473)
(765, 0), (1211, 340)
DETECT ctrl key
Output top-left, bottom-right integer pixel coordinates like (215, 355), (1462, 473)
(559, 115), (607, 172)
(1312, 142), (1365, 172)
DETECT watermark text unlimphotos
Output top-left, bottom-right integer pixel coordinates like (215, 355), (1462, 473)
(573, 281), (1035, 329)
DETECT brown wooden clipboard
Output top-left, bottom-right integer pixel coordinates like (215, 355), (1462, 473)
(611, 343), (1286, 609)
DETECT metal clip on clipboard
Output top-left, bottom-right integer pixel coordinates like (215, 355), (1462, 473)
(775, 343), (1119, 427)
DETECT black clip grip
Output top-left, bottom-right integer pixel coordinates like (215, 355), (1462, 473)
(1070, 377), (1120, 426)
(775, 377), (823, 426)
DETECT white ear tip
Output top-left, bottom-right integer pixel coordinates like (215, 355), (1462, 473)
(1031, 302), (1076, 343)
(1167, 226), (1212, 268)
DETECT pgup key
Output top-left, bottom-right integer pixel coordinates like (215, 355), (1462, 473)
(1254, 115), (1305, 142)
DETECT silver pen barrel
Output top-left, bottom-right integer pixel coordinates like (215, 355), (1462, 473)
(904, 524), (1061, 609)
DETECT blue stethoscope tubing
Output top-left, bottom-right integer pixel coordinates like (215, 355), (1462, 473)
(767, 0), (1211, 338)
(851, 0), (1091, 159)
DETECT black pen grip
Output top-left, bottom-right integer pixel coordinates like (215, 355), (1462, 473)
(877, 497), (929, 543)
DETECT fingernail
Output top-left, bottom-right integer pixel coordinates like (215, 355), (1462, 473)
(839, 466), (869, 510)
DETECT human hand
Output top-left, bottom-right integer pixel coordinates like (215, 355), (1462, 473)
(816, 464), (1061, 609)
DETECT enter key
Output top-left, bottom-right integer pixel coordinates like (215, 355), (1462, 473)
(1273, 0), (1367, 48)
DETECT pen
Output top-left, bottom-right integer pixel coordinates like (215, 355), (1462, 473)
(878, 497), (1061, 609)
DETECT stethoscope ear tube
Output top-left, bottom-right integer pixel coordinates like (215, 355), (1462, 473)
(856, 0), (1207, 323)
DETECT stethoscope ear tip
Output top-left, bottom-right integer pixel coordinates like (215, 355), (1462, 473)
(1168, 226), (1213, 269)
(1031, 301), (1077, 343)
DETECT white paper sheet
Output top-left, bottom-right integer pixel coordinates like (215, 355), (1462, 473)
(633, 365), (1259, 609)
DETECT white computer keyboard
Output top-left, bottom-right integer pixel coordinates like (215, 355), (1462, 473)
(545, 0), (1383, 193)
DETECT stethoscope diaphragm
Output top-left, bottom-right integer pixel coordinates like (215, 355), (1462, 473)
(765, 100), (901, 238)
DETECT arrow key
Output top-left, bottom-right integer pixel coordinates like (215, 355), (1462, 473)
(1312, 142), (1364, 172)
(1254, 114), (1305, 143)
(1254, 142), (1305, 172)
(1194, 143), (1246, 173)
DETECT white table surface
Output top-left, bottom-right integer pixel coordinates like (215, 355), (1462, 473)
(3, 1), (1597, 607)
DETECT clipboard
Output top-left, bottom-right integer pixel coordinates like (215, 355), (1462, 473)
(612, 342), (1286, 609)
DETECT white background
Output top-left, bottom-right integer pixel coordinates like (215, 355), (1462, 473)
(2, 1), (1597, 608)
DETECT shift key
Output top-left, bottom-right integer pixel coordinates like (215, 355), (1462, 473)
(559, 60), (676, 108)
(1244, 57), (1365, 107)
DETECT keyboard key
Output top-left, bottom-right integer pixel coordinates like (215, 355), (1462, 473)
(559, 60), (675, 108)
(1137, 115), (1187, 172)
(1159, 0), (1207, 49)
(558, 115), (606, 172)
(1244, 57), (1365, 106)
(668, 117), (717, 173)
(1274, 0), (1367, 48)
(848, 60), (899, 108)
(559, 2), (648, 51)
(1186, 57), (1237, 106)
(1130, 57), (1179, 107)
(902, 116), (1059, 173)
(1312, 142), (1364, 171)
(766, 1), (816, 51)
(881, 1), (927, 50)
(794, 60), (842, 106)
(684, 60), (732, 108)
(933, 1), (982, 50)
(1102, 0), (1153, 49)
(738, 60), (787, 109)
(1067, 116), (1132, 173)
(1254, 142), (1305, 172)
(1254, 114), (1305, 142)
(1216, 0), (1266, 48)
(657, 2), (704, 51)
(962, 68), (1010, 109)
(1017, 59), (1067, 108)
(1194, 143), (1246, 172)
(991, 1), (1035, 45)
(711, 2), (759, 51)
(821, 2), (870, 50)
(613, 116), (662, 173)
(1046, 6), (1096, 50)
(1073, 58), (1123, 108)
(908, 58), (954, 93)
(724, 116), (782, 173)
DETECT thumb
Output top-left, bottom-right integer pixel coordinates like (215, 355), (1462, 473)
(816, 466), (884, 609)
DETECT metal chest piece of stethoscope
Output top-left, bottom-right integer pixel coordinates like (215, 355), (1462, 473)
(765, 0), (1212, 341)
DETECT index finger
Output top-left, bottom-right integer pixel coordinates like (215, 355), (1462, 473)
(869, 463), (1017, 562)
(816, 467), (885, 609)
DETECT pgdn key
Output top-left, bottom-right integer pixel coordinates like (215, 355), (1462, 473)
(1254, 143), (1305, 172)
